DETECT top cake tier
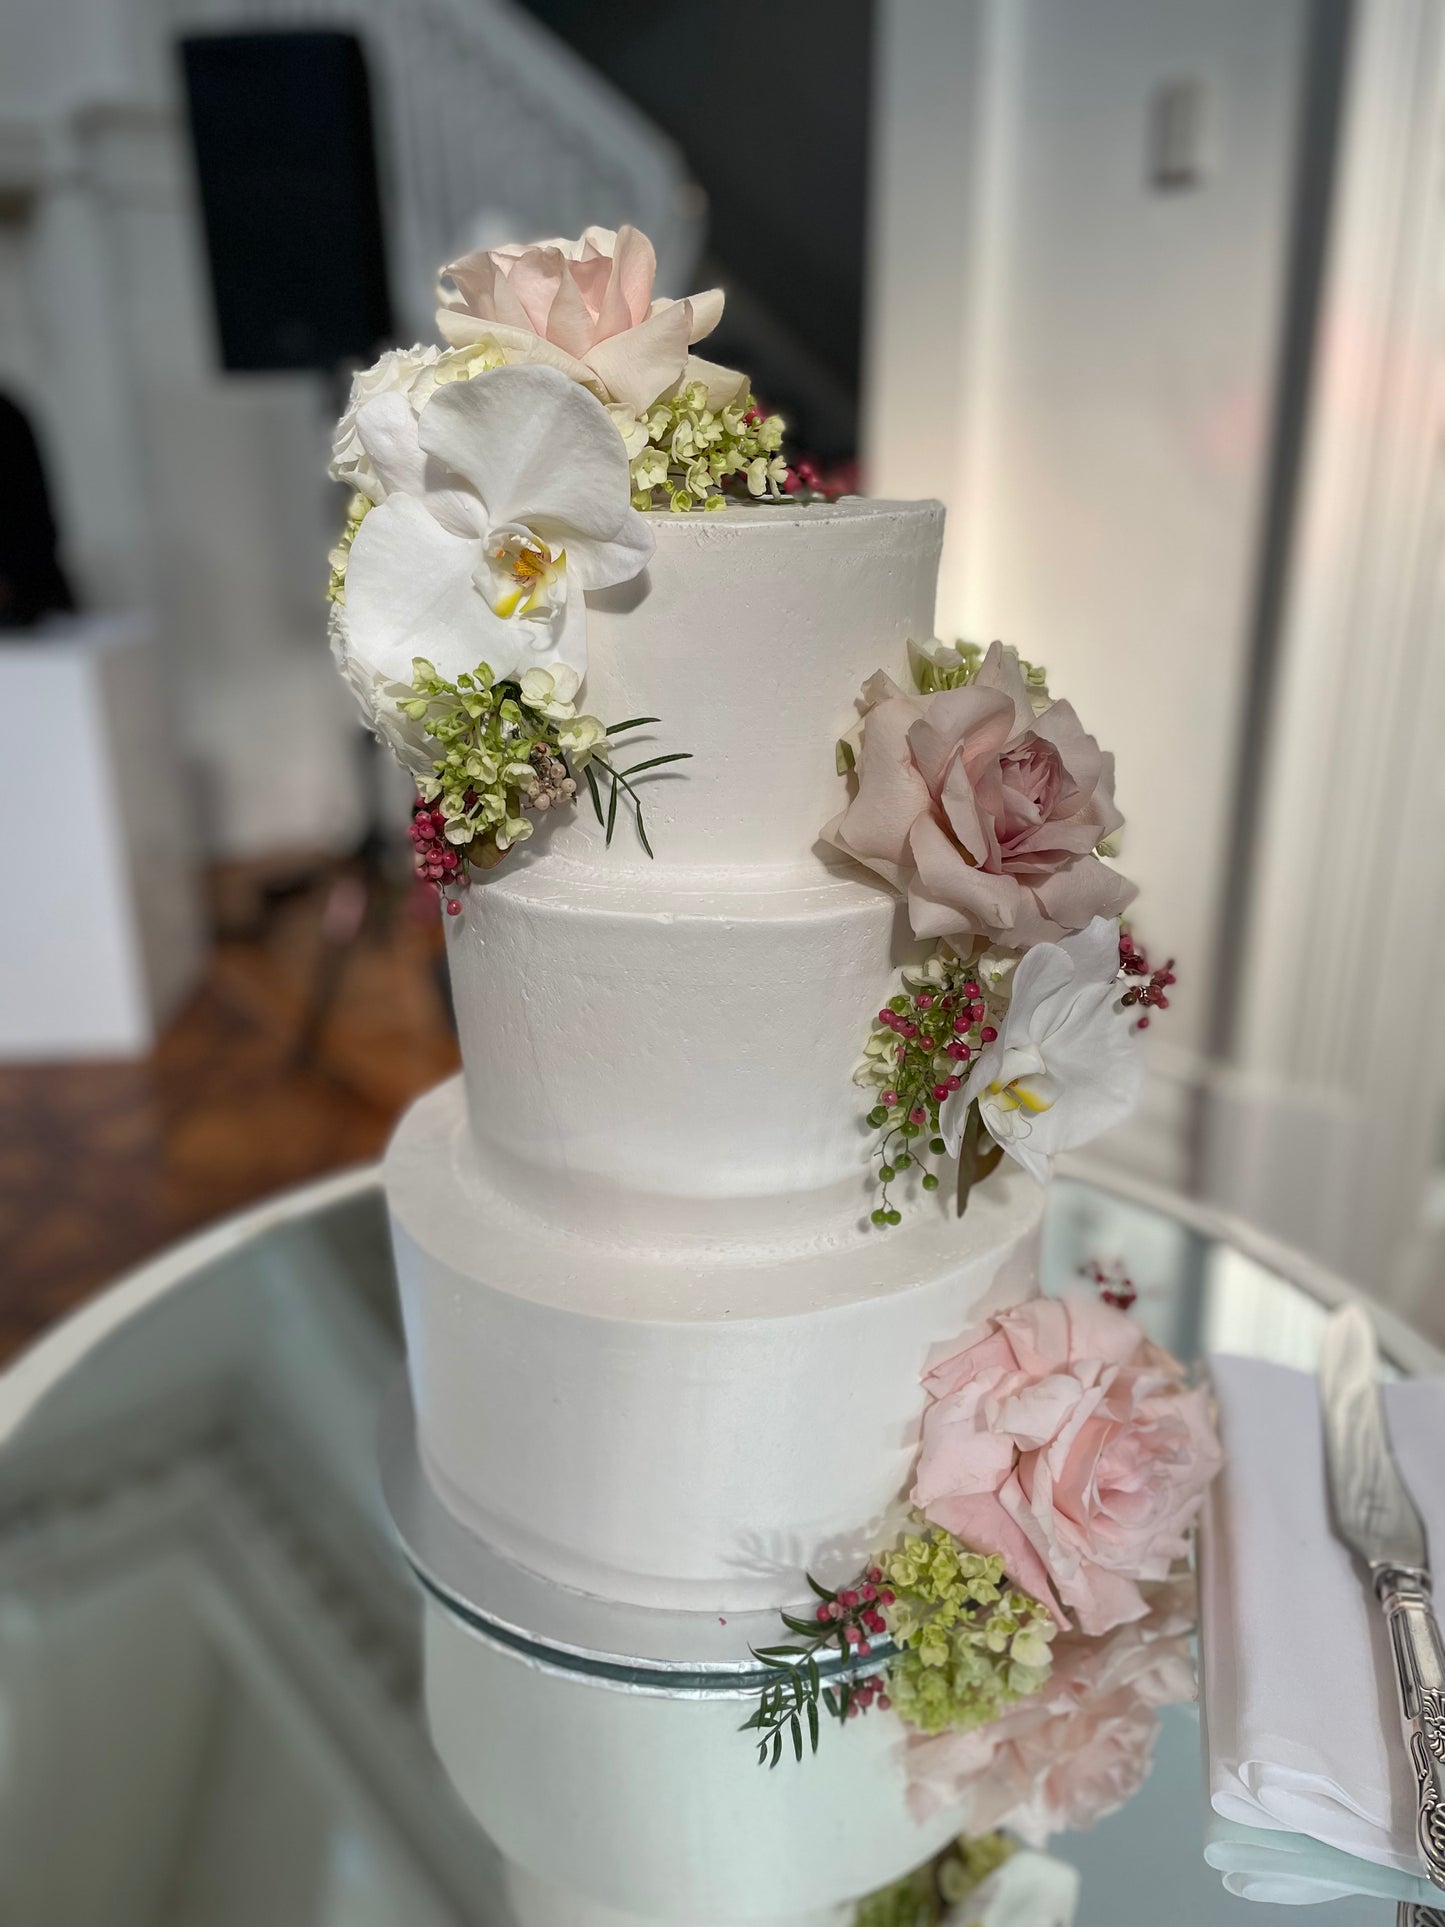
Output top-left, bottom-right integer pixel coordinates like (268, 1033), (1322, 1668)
(563, 499), (943, 876)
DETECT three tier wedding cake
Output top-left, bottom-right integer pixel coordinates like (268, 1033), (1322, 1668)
(327, 226), (1220, 1927)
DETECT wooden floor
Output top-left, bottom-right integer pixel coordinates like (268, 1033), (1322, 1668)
(0, 860), (460, 1363)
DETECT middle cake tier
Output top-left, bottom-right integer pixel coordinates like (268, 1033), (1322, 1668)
(446, 851), (930, 1248)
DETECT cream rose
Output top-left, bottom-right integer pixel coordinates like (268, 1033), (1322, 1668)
(436, 224), (746, 415)
(824, 643), (1136, 948)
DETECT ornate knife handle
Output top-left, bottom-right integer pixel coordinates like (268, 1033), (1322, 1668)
(1377, 1566), (1445, 1891)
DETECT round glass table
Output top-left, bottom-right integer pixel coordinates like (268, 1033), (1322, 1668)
(1, 1164), (1439, 1927)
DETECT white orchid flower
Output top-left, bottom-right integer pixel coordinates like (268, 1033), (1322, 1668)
(939, 916), (1142, 1184)
(339, 363), (653, 693)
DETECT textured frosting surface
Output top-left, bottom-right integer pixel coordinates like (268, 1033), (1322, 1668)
(389, 495), (1051, 1616)
(445, 499), (944, 1241)
(563, 499), (945, 873)
(388, 1077), (1044, 1612)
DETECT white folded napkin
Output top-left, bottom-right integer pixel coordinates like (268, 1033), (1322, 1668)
(1201, 1352), (1445, 1907)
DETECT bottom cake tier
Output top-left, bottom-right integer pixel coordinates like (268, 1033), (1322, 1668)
(385, 1076), (1045, 1615)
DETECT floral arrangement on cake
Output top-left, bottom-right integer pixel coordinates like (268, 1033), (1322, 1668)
(746, 1288), (1222, 1855)
(325, 225), (789, 901)
(825, 638), (1174, 1216)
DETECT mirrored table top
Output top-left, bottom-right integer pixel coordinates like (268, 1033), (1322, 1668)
(2, 1165), (1439, 1927)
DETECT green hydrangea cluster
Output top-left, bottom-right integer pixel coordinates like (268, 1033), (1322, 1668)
(854, 1833), (1018, 1927)
(908, 635), (1050, 703)
(626, 383), (788, 511)
(879, 1526), (1056, 1736)
(401, 660), (602, 867)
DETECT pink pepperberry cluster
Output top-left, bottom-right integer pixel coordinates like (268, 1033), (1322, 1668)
(1079, 1256), (1138, 1311)
(865, 966), (1001, 1223)
(1117, 930), (1176, 1032)
(842, 1674), (891, 1717)
(814, 1568), (895, 1655)
(409, 798), (467, 916)
(783, 452), (860, 502)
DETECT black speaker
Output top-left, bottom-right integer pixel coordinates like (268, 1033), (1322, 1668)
(179, 30), (393, 372)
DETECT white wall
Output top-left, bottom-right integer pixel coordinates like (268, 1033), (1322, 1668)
(866, 0), (1311, 1184)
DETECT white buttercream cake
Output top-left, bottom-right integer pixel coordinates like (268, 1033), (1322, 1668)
(328, 226), (1169, 1927)
(385, 504), (1044, 1613)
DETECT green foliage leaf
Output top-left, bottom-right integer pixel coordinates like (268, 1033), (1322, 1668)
(583, 760), (604, 826)
(619, 752), (692, 777)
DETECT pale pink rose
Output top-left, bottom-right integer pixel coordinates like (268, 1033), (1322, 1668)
(913, 1296), (1222, 1636)
(435, 224), (746, 415)
(906, 1576), (1198, 1843)
(823, 644), (1136, 948)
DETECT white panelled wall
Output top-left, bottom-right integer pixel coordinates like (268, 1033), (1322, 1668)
(866, 0), (1445, 1328)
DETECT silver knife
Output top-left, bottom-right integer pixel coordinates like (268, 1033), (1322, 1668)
(1320, 1301), (1445, 1891)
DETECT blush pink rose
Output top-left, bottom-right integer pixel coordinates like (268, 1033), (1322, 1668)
(913, 1295), (1222, 1636)
(904, 1577), (1197, 1843)
(436, 224), (745, 415)
(824, 643), (1136, 948)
